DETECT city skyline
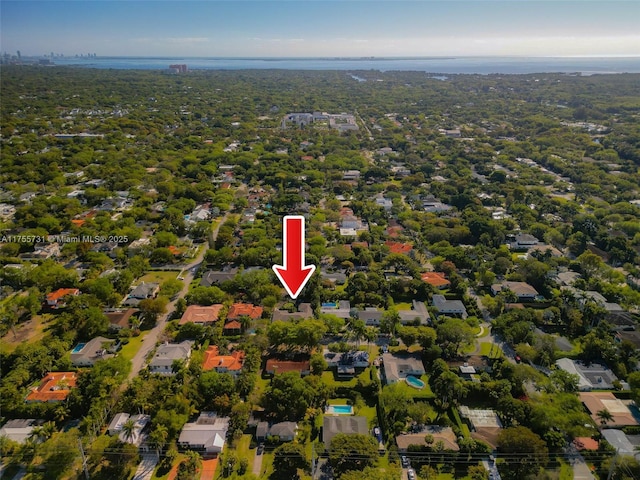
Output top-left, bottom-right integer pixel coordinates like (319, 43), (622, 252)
(1, 0), (639, 58)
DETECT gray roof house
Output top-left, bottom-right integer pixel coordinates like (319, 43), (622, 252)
(320, 300), (351, 320)
(256, 422), (298, 442)
(601, 429), (640, 459)
(200, 268), (239, 286)
(178, 412), (230, 454)
(491, 281), (539, 301)
(359, 307), (384, 326)
(123, 282), (159, 307)
(382, 353), (425, 385)
(272, 303), (314, 322)
(398, 301), (430, 325)
(71, 336), (116, 367)
(555, 358), (620, 391)
(149, 341), (193, 375)
(432, 295), (468, 319)
(0, 419), (43, 443)
(509, 233), (539, 250)
(322, 416), (368, 446)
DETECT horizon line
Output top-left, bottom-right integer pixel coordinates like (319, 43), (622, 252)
(12, 54), (640, 59)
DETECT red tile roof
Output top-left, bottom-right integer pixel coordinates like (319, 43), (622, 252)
(179, 305), (223, 325)
(202, 346), (245, 372)
(26, 372), (77, 402)
(223, 320), (242, 331)
(265, 358), (310, 375)
(46, 288), (80, 302)
(384, 241), (413, 254)
(421, 272), (451, 288)
(386, 226), (404, 238)
(227, 303), (263, 320)
(573, 437), (599, 451)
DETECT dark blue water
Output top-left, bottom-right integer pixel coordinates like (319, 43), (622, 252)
(47, 56), (640, 74)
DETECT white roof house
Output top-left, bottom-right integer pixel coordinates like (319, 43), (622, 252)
(0, 419), (42, 443)
(178, 412), (230, 454)
(149, 341), (193, 375)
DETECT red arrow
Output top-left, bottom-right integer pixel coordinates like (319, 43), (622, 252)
(272, 215), (316, 299)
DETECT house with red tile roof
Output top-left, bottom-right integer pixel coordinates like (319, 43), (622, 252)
(384, 241), (412, 255)
(167, 245), (184, 256)
(26, 372), (77, 402)
(222, 320), (242, 336)
(46, 288), (80, 309)
(265, 358), (311, 377)
(421, 272), (451, 289)
(202, 346), (245, 376)
(179, 305), (223, 326)
(227, 303), (263, 321)
(573, 437), (599, 451)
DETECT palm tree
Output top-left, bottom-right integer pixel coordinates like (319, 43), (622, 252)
(149, 424), (169, 461)
(596, 409), (613, 426)
(121, 418), (137, 444)
(28, 421), (57, 443)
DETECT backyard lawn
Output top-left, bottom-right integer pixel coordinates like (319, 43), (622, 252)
(0, 314), (52, 354)
(137, 270), (179, 285)
(392, 374), (435, 399)
(479, 342), (503, 358)
(118, 333), (148, 362)
(232, 434), (254, 466)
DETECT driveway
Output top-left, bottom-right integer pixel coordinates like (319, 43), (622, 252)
(252, 449), (263, 476)
(132, 453), (158, 480)
(566, 444), (595, 480)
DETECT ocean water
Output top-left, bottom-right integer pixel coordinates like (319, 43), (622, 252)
(46, 56), (640, 75)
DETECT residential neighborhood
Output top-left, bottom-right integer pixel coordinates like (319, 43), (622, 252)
(1, 61), (639, 480)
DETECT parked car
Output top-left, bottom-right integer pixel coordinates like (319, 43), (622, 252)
(401, 455), (410, 467)
(257, 443), (265, 455)
(407, 468), (416, 480)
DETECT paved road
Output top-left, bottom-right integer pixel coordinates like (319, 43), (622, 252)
(132, 453), (158, 480)
(127, 213), (229, 381)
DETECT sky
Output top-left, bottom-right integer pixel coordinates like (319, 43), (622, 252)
(1, 0), (639, 57)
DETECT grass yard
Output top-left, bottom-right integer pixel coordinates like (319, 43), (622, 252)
(476, 324), (491, 338)
(394, 302), (413, 311)
(258, 451), (274, 479)
(479, 342), (503, 358)
(321, 368), (373, 389)
(118, 333), (147, 362)
(137, 270), (178, 285)
(151, 453), (187, 480)
(559, 461), (573, 480)
(0, 314), (52, 354)
(233, 434), (253, 462)
(393, 374), (435, 399)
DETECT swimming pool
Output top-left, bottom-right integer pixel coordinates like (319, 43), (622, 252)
(405, 375), (425, 390)
(326, 405), (354, 415)
(321, 302), (337, 308)
(71, 343), (86, 354)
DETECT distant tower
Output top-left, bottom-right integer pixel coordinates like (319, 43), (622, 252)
(16, 50), (21, 59)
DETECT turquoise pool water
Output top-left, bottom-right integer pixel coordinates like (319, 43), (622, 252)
(71, 343), (86, 353)
(405, 375), (425, 389)
(322, 302), (337, 308)
(327, 405), (353, 415)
